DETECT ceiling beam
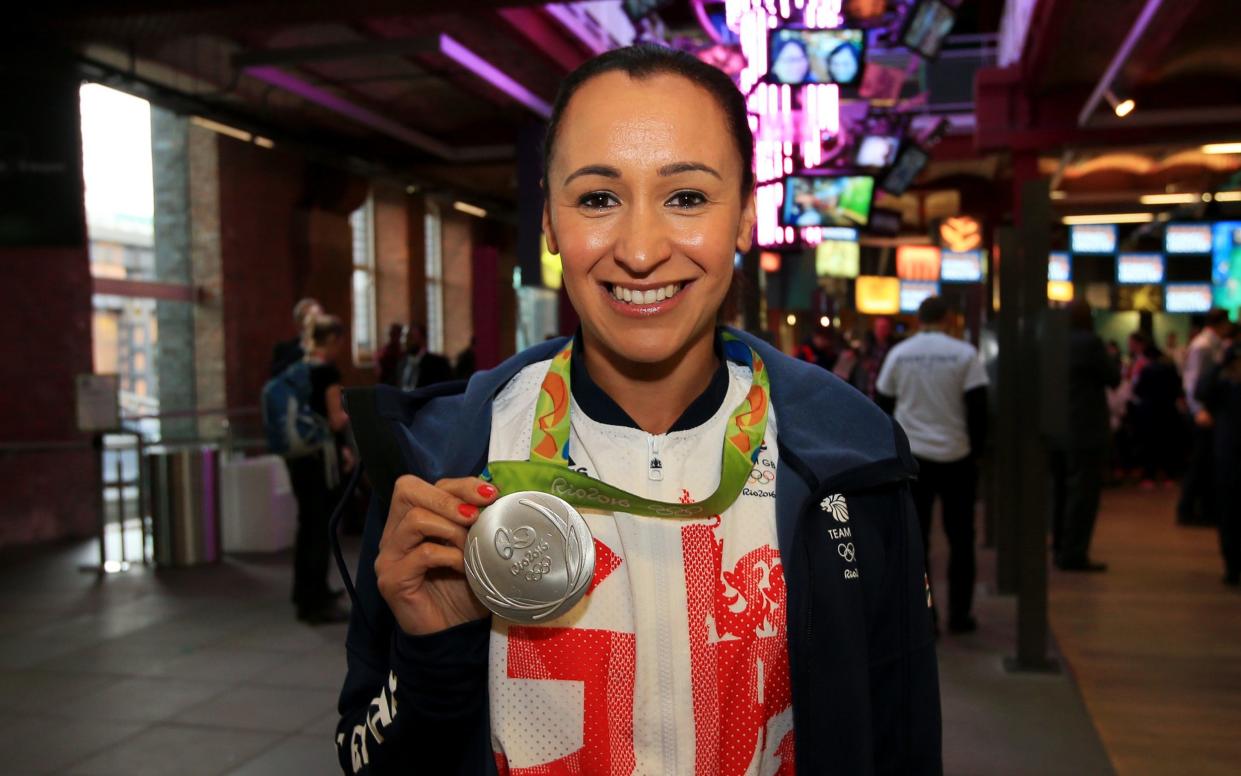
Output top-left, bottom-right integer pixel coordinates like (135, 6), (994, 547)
(232, 37), (438, 69)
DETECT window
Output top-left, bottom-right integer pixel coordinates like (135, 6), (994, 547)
(350, 194), (378, 365)
(424, 200), (445, 353)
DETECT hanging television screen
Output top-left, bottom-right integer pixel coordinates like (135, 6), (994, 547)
(880, 144), (929, 195)
(767, 28), (866, 86)
(1213, 221), (1241, 314)
(856, 275), (900, 314)
(854, 135), (902, 167)
(1165, 283), (1214, 313)
(780, 175), (875, 228)
(900, 0), (958, 59)
(899, 280), (940, 312)
(816, 238), (861, 278)
(1164, 223), (1213, 255)
(940, 250), (983, 283)
(1049, 251), (1072, 282)
(1116, 253), (1165, 284)
(1070, 224), (1118, 254)
(868, 207), (902, 236)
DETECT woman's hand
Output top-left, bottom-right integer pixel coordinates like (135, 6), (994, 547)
(375, 475), (498, 636)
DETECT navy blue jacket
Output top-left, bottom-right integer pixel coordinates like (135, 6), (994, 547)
(335, 329), (941, 775)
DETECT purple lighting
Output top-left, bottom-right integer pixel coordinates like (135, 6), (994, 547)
(438, 34), (552, 119)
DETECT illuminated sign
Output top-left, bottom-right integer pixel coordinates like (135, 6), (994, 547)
(855, 275), (900, 315)
(760, 251), (783, 273)
(1047, 280), (1074, 302)
(1116, 253), (1165, 285)
(940, 250), (983, 283)
(1165, 283), (1213, 313)
(899, 280), (940, 312)
(896, 245), (941, 281)
(1214, 222), (1241, 314)
(815, 239), (860, 278)
(1070, 224), (1118, 254)
(1165, 223), (1213, 255)
(1048, 251), (1072, 282)
(938, 216), (982, 253)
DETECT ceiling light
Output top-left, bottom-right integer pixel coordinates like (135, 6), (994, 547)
(1061, 213), (1155, 225)
(452, 201), (487, 218)
(1138, 193), (1198, 205)
(820, 315), (830, 327)
(1203, 193), (1214, 202)
(1104, 90), (1135, 118)
(1202, 142), (1241, 155)
(786, 314), (797, 326)
(1050, 191), (1067, 200)
(253, 136), (274, 149)
(405, 184), (418, 195)
(1215, 191), (1241, 202)
(190, 116), (251, 142)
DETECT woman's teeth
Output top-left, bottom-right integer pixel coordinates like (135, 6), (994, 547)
(610, 283), (683, 305)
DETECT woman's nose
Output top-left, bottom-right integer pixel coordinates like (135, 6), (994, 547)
(612, 203), (671, 275)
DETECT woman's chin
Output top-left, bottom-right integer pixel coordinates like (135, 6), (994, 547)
(592, 323), (704, 366)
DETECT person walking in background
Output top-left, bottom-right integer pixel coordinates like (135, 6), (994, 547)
(269, 297), (322, 377)
(863, 315), (896, 399)
(1178, 309), (1230, 525)
(1128, 332), (1185, 488)
(455, 336), (477, 379)
(1053, 301), (1121, 572)
(398, 323), (453, 390)
(1194, 328), (1241, 585)
(376, 323), (406, 387)
(877, 296), (988, 634)
(796, 326), (837, 370)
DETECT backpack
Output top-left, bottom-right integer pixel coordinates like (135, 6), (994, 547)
(262, 361), (329, 456)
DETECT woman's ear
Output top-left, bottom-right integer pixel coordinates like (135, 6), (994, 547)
(735, 189), (757, 253)
(542, 199), (560, 255)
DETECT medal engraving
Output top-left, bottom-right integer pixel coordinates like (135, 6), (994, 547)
(464, 492), (595, 623)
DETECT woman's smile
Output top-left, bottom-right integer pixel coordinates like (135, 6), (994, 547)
(600, 279), (694, 317)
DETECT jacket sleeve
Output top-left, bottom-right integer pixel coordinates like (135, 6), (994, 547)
(335, 493), (492, 775)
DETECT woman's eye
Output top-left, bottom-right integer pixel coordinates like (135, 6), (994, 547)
(666, 191), (707, 209)
(578, 192), (619, 210)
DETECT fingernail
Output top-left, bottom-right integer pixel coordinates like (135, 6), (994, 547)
(458, 503), (480, 519)
(477, 483), (498, 499)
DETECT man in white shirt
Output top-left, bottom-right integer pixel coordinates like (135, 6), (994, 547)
(1177, 309), (1230, 525)
(876, 297), (989, 634)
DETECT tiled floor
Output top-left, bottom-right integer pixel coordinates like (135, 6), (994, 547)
(0, 512), (1115, 775)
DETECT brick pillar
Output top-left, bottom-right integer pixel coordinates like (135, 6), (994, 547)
(188, 125), (225, 439)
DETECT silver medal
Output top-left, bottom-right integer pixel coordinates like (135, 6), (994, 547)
(464, 491), (596, 623)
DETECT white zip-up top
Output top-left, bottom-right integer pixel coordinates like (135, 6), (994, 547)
(485, 357), (794, 776)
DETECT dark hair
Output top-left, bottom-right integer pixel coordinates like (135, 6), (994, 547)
(1067, 300), (1093, 331)
(917, 296), (948, 324)
(309, 314), (345, 346)
(542, 44), (754, 196)
(1206, 308), (1229, 328)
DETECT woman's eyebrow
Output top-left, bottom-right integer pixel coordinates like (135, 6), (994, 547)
(563, 164), (621, 185)
(658, 161), (722, 179)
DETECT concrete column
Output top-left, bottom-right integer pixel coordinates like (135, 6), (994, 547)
(188, 125), (225, 440)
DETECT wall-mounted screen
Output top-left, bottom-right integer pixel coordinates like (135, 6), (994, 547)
(880, 144), (929, 195)
(1165, 223), (1213, 255)
(1116, 253), (1165, 285)
(855, 135), (901, 167)
(940, 250), (983, 283)
(768, 28), (866, 86)
(1049, 251), (1072, 282)
(868, 207), (902, 236)
(1165, 283), (1214, 313)
(1070, 224), (1118, 254)
(816, 239), (861, 278)
(899, 280), (940, 313)
(901, 0), (957, 59)
(1214, 221), (1241, 314)
(781, 175), (875, 228)
(896, 244), (941, 281)
(856, 275), (900, 314)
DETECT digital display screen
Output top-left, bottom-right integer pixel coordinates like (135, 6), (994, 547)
(855, 135), (901, 167)
(1165, 223), (1213, 255)
(896, 244), (941, 281)
(940, 250), (983, 283)
(816, 239), (860, 278)
(880, 145), (929, 195)
(768, 28), (866, 86)
(1214, 221), (1241, 314)
(1070, 224), (1118, 254)
(899, 280), (940, 312)
(901, 0), (957, 59)
(1116, 253), (1165, 284)
(1049, 251), (1072, 282)
(781, 175), (875, 228)
(1165, 283), (1214, 313)
(868, 207), (902, 236)
(856, 275), (900, 315)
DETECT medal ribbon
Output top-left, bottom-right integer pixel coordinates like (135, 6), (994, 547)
(486, 332), (770, 518)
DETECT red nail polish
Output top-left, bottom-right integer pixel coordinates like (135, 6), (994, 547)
(477, 483), (498, 499)
(458, 503), (479, 519)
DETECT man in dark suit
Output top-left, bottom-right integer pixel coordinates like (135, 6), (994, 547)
(1055, 301), (1121, 572)
(399, 323), (454, 390)
(269, 297), (322, 377)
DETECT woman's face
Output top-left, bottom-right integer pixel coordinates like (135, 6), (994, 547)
(543, 72), (755, 366)
(828, 46), (859, 84)
(772, 40), (810, 83)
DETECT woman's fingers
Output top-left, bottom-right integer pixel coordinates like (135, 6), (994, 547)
(387, 507), (469, 554)
(387, 540), (466, 586)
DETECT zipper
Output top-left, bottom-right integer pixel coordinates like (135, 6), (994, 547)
(647, 434), (663, 481)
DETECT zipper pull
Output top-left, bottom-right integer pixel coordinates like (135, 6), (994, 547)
(648, 435), (663, 481)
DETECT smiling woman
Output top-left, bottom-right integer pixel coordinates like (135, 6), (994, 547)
(337, 44), (940, 776)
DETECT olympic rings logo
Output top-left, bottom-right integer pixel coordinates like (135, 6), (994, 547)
(749, 468), (775, 484)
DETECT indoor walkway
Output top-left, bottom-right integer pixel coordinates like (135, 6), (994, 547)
(1050, 484), (1241, 776)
